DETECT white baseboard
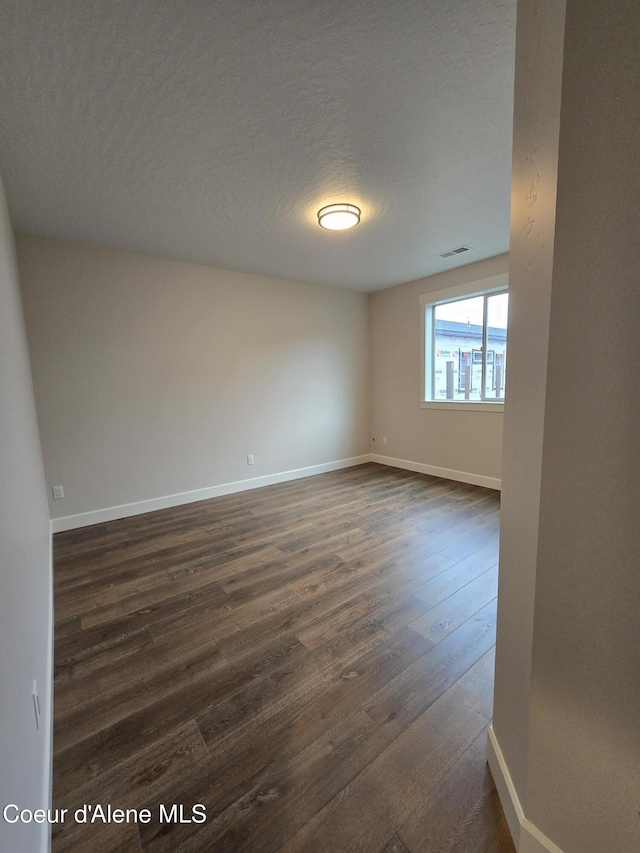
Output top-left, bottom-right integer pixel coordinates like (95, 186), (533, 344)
(50, 455), (371, 533)
(44, 534), (53, 853)
(370, 453), (501, 491)
(486, 725), (522, 845)
(487, 726), (565, 853)
(50, 452), (500, 533)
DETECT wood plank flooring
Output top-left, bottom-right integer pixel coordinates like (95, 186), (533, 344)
(52, 462), (514, 853)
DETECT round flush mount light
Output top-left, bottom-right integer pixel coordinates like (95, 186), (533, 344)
(317, 203), (361, 231)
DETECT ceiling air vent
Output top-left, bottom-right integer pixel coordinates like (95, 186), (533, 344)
(437, 245), (472, 259)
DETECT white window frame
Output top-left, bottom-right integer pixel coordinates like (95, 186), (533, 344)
(419, 273), (508, 412)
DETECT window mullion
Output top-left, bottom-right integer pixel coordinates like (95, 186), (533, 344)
(481, 295), (489, 401)
(432, 307), (436, 401)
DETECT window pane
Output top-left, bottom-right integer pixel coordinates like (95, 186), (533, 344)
(434, 296), (483, 400)
(484, 292), (508, 399)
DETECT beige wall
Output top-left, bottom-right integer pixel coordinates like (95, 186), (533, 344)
(527, 0), (640, 849)
(0, 179), (52, 853)
(369, 254), (508, 485)
(492, 0), (565, 807)
(493, 1), (640, 851)
(17, 235), (370, 523)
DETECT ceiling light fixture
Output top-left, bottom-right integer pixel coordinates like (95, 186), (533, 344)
(317, 203), (361, 231)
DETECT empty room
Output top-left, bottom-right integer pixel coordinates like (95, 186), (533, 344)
(0, 2), (638, 853)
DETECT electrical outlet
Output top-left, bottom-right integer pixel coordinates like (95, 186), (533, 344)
(382, 436), (388, 446)
(247, 454), (255, 465)
(52, 485), (64, 499)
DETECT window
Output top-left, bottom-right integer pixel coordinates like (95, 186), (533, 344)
(420, 274), (508, 411)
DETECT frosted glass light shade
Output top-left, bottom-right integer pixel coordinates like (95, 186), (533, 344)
(317, 203), (361, 230)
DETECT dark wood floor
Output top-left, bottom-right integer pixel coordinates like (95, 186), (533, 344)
(52, 462), (514, 853)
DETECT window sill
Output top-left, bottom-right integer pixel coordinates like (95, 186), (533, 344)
(419, 401), (504, 412)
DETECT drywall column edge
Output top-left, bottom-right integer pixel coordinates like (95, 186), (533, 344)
(491, 0), (566, 826)
(0, 175), (53, 853)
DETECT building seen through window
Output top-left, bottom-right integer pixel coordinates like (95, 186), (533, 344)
(431, 291), (508, 402)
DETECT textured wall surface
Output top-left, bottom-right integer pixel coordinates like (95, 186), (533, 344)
(18, 234), (370, 520)
(526, 0), (640, 849)
(0, 179), (52, 853)
(494, 1), (640, 851)
(492, 0), (565, 804)
(0, 0), (515, 290)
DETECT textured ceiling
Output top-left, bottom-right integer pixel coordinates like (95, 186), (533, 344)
(0, 0), (516, 292)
